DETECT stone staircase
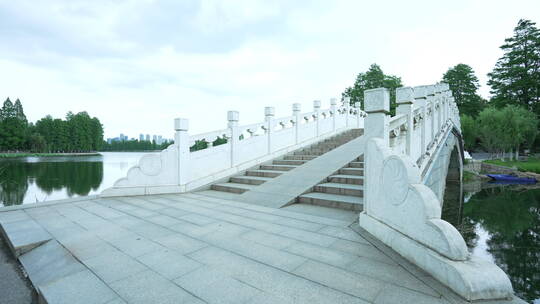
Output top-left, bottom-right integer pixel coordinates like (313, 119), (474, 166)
(209, 129), (363, 195)
(295, 155), (364, 211)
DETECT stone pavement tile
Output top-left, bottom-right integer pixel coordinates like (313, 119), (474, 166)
(75, 216), (114, 230)
(345, 257), (440, 297)
(202, 232), (307, 272)
(0, 210), (30, 224)
(174, 266), (261, 304)
(112, 215), (147, 229)
(293, 259), (384, 303)
(276, 227), (338, 247)
(122, 207), (158, 218)
(32, 215), (75, 231)
(98, 199), (137, 211)
(52, 206), (96, 221)
(110, 270), (204, 304)
(373, 283), (448, 304)
(277, 204), (356, 224)
(38, 269), (119, 304)
(153, 233), (207, 254)
(207, 212), (286, 234)
(24, 206), (59, 219)
(60, 234), (119, 261)
(179, 213), (218, 226)
(166, 201), (221, 217)
(272, 215), (326, 232)
(244, 292), (297, 304)
(108, 235), (165, 257)
(240, 230), (298, 250)
(82, 250), (148, 283)
(105, 299), (127, 304)
(47, 225), (88, 243)
(145, 214), (183, 226)
(131, 200), (167, 211)
(318, 226), (370, 243)
(155, 207), (192, 219)
(136, 249), (202, 280)
(93, 226), (138, 242)
(1, 219), (52, 256)
(170, 220), (249, 239)
(188, 246), (367, 304)
(129, 222), (176, 239)
(211, 204), (250, 216)
(19, 240), (86, 287)
(283, 241), (357, 268)
(329, 239), (397, 265)
(82, 204), (125, 219)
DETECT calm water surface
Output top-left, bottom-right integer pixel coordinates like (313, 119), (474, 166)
(0, 152), (148, 207)
(444, 184), (540, 303)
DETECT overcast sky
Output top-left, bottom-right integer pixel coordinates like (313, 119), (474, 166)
(1, 0), (539, 139)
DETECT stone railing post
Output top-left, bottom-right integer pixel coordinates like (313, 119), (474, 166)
(354, 102), (362, 128)
(313, 100), (321, 137)
(396, 87), (414, 156)
(435, 87), (442, 132)
(428, 87), (436, 143)
(227, 111), (239, 167)
(174, 118), (190, 186)
(344, 97), (351, 128)
(330, 98), (337, 132)
(265, 106), (275, 154)
(413, 86), (428, 158)
(364, 88), (390, 145)
(293, 103), (301, 145)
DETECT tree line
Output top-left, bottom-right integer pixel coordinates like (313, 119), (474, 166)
(0, 98), (103, 153)
(100, 139), (172, 152)
(343, 19), (540, 159)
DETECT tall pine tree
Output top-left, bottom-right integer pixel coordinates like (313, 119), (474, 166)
(488, 19), (540, 112)
(442, 64), (485, 117)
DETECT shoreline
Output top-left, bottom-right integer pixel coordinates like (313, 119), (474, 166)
(0, 152), (102, 158)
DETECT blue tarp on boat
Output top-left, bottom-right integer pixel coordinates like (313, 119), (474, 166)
(486, 174), (537, 184)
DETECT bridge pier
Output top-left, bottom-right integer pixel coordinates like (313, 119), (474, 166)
(359, 84), (514, 301)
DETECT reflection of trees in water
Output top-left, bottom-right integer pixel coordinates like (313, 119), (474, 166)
(0, 161), (103, 206)
(463, 187), (540, 302)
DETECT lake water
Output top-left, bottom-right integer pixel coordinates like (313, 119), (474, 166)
(443, 184), (540, 303)
(0, 152), (148, 207)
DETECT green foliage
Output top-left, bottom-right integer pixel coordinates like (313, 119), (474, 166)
(460, 114), (477, 151)
(189, 136), (228, 152)
(442, 64), (485, 117)
(1, 98), (104, 153)
(342, 64), (403, 113)
(476, 105), (538, 158)
(488, 19), (540, 111)
(101, 139), (171, 152)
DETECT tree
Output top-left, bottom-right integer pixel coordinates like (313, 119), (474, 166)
(488, 19), (540, 112)
(342, 64), (403, 113)
(460, 114), (477, 151)
(0, 98), (28, 151)
(442, 64), (485, 117)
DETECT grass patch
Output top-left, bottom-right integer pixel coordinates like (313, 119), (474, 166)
(0, 152), (101, 158)
(484, 158), (540, 174)
(463, 171), (476, 182)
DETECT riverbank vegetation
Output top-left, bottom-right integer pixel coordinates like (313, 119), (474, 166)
(485, 158), (540, 174)
(100, 139), (172, 152)
(0, 99), (103, 154)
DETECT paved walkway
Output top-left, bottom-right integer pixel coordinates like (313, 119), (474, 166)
(0, 193), (525, 304)
(0, 235), (37, 304)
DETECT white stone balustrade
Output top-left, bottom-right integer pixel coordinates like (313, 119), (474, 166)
(102, 100), (366, 197)
(360, 84), (513, 301)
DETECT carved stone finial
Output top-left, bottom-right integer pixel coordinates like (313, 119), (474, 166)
(364, 88), (389, 113)
(174, 118), (189, 131)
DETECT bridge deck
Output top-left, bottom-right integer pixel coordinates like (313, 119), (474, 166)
(0, 194), (524, 304)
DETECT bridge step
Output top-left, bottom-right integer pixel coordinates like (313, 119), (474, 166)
(272, 159), (307, 166)
(339, 168), (363, 176)
(230, 175), (273, 185)
(348, 161), (364, 168)
(259, 164), (298, 171)
(314, 183), (363, 196)
(328, 174), (364, 185)
(283, 155), (318, 160)
(211, 182), (256, 194)
(245, 169), (283, 178)
(297, 192), (363, 211)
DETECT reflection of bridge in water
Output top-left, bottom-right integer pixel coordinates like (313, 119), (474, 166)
(0, 83), (524, 303)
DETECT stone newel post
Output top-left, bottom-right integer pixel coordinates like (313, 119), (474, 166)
(364, 88), (390, 145)
(396, 87), (414, 156)
(227, 111), (239, 167)
(313, 100), (321, 137)
(174, 118), (189, 186)
(330, 98), (337, 132)
(413, 86), (427, 158)
(265, 106), (275, 154)
(354, 102), (362, 128)
(293, 103), (301, 145)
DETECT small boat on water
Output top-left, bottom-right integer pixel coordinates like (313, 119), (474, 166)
(486, 174), (537, 184)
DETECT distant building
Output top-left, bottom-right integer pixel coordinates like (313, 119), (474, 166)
(157, 135), (163, 145)
(146, 134), (150, 141)
(153, 135), (157, 142)
(139, 134), (144, 141)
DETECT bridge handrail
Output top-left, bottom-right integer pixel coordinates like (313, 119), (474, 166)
(102, 98), (366, 196)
